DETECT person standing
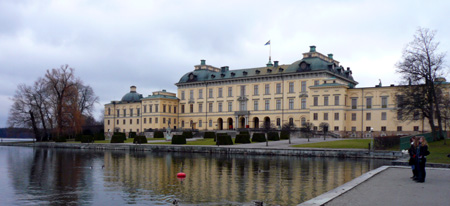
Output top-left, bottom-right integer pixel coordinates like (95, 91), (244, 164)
(415, 136), (430, 183)
(408, 136), (417, 179)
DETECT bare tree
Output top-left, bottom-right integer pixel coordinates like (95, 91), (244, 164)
(396, 28), (447, 140)
(319, 122), (329, 140)
(301, 121), (314, 142)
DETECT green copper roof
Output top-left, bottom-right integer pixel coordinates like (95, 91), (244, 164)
(143, 94), (178, 100)
(121, 91), (143, 102)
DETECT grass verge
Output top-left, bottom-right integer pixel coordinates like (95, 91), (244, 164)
(427, 139), (450, 164)
(291, 139), (373, 149)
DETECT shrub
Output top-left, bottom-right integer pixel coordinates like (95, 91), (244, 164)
(216, 134), (233, 145)
(129, 132), (137, 139)
(171, 135), (186, 144)
(81, 135), (94, 143)
(54, 136), (67, 142)
(154, 131), (164, 138)
(111, 134), (126, 143)
(252, 133), (266, 142)
(182, 131), (193, 139)
(374, 136), (400, 150)
(268, 132), (280, 141)
(239, 131), (250, 135)
(235, 134), (251, 144)
(204, 132), (216, 139)
(133, 135), (148, 144)
(280, 131), (290, 140)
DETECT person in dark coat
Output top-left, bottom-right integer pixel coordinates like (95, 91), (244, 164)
(408, 136), (417, 179)
(414, 136), (430, 183)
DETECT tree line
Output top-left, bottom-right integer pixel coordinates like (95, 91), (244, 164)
(8, 65), (99, 141)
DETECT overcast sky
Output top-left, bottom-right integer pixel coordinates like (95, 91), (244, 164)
(1, 0), (449, 128)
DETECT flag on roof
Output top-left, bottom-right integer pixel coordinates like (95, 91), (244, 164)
(265, 40), (270, 45)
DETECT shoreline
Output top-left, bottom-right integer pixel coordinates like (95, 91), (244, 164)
(1, 142), (404, 160)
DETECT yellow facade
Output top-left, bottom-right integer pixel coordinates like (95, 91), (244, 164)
(104, 46), (440, 137)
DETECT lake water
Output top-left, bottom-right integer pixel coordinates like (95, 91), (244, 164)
(0, 146), (390, 205)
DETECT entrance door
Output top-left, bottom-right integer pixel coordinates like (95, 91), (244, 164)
(227, 118), (233, 129)
(253, 117), (259, 128)
(217, 118), (223, 130)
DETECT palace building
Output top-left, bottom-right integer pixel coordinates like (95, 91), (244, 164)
(104, 46), (438, 137)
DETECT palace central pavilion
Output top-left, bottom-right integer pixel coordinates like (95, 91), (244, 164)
(104, 46), (436, 137)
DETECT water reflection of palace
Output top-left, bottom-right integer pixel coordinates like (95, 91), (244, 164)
(103, 151), (378, 205)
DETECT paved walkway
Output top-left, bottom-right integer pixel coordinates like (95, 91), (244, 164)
(300, 166), (450, 206)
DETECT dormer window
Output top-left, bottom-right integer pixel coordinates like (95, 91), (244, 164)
(211, 74), (215, 79)
(267, 69), (272, 73)
(231, 72), (235, 77)
(278, 68), (284, 72)
(243, 71), (248, 76)
(256, 70), (260, 74)
(221, 73), (225, 78)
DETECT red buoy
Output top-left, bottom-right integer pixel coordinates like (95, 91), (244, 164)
(177, 172), (186, 178)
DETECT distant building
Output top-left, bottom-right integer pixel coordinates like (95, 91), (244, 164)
(104, 46), (442, 137)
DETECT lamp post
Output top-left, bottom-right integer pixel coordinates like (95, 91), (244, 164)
(370, 127), (374, 151)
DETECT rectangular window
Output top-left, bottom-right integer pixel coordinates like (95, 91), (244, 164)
(397, 110), (402, 120)
(199, 120), (202, 127)
(240, 85), (246, 96)
(155, 105), (159, 113)
(334, 113), (339, 120)
(276, 100), (281, 110)
(397, 95), (403, 108)
(289, 82), (294, 93)
(324, 113), (328, 120)
(313, 113), (318, 120)
(228, 87), (233, 97)
(324, 96), (329, 106)
(381, 97), (388, 108)
(414, 126), (419, 131)
(381, 126), (386, 131)
(351, 113), (357, 121)
(107, 120), (110, 125)
(276, 118), (281, 126)
(301, 81), (307, 92)
(314, 96), (318, 106)
(381, 112), (387, 120)
(352, 127), (356, 131)
(174, 106), (176, 113)
(413, 111), (420, 120)
(228, 102), (233, 112)
(209, 103), (213, 112)
(123, 109), (126, 117)
(190, 104), (193, 113)
(150, 105), (153, 113)
(189, 90), (194, 99)
(163, 105), (166, 113)
(130, 109), (133, 117)
(240, 101), (246, 111)
(143, 118), (146, 124)
(366, 97), (372, 109)
(265, 100), (270, 111)
(254, 101), (258, 111)
(265, 84), (270, 95)
(137, 108), (140, 116)
(276, 83), (281, 94)
(181, 91), (185, 100)
(314, 80), (319, 86)
(143, 105), (147, 113)
(289, 99), (294, 110)
(168, 106), (171, 113)
(199, 89), (203, 99)
(130, 119), (132, 124)
(366, 112), (371, 121)
(149, 118), (152, 123)
(155, 118), (158, 123)
(351, 98), (357, 109)
(209, 88), (213, 98)
(199, 104), (203, 113)
(334, 126), (339, 131)
(163, 118), (166, 124)
(117, 109), (120, 117)
(334, 96), (339, 106)
(181, 105), (185, 113)
(209, 119), (212, 127)
(254, 85), (259, 95)
(366, 127), (371, 132)
(301, 98), (306, 109)
(218, 88), (223, 98)
(397, 126), (402, 131)
(218, 102), (223, 112)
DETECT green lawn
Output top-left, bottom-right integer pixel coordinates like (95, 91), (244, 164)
(291, 139), (373, 149)
(427, 139), (450, 164)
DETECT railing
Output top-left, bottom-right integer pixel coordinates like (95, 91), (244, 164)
(399, 132), (447, 150)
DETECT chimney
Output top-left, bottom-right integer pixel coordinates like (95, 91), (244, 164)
(274, 61), (279, 67)
(130, 86), (137, 93)
(201, 59), (206, 65)
(328, 54), (333, 59)
(347, 67), (350, 71)
(310, 45), (316, 52)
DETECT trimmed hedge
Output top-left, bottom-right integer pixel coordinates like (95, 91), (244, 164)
(154, 131), (164, 138)
(133, 135), (148, 144)
(129, 132), (137, 139)
(280, 131), (290, 139)
(252, 133), (266, 142)
(374, 136), (400, 150)
(268, 132), (280, 141)
(182, 131), (193, 139)
(75, 134), (83, 141)
(111, 134), (126, 143)
(216, 134), (233, 145)
(81, 135), (94, 143)
(239, 131), (250, 135)
(171, 135), (186, 144)
(204, 132), (216, 139)
(94, 133), (105, 141)
(235, 134), (251, 144)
